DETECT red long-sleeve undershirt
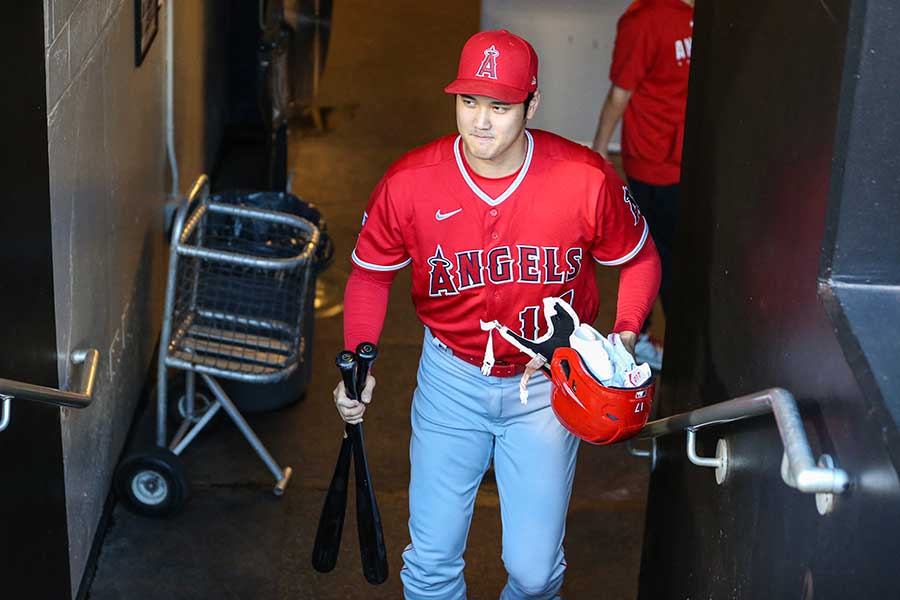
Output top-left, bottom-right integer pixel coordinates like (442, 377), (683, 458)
(342, 235), (661, 350)
(343, 267), (397, 351)
(612, 234), (662, 334)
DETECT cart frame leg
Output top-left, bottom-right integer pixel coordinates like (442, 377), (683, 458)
(200, 373), (293, 495)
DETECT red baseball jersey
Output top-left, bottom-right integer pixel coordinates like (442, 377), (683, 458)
(352, 129), (648, 364)
(611, 0), (694, 185)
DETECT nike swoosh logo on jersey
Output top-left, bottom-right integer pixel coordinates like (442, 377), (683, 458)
(435, 208), (463, 221)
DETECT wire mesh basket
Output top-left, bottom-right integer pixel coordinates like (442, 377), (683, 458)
(163, 181), (321, 384)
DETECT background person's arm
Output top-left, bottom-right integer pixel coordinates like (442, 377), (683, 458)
(591, 84), (632, 159)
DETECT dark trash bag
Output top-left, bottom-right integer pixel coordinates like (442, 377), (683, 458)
(210, 189), (334, 273)
(210, 189), (334, 413)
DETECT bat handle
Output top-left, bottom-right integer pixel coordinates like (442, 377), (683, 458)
(336, 350), (358, 401)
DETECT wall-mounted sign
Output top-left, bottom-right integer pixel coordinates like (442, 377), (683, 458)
(134, 0), (161, 66)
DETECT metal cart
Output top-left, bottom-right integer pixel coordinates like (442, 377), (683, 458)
(115, 175), (320, 516)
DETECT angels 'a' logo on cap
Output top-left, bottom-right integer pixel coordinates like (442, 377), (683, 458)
(475, 45), (500, 80)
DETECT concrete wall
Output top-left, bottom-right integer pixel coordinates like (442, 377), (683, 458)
(482, 0), (630, 146)
(43, 0), (226, 595)
(45, 1), (166, 595)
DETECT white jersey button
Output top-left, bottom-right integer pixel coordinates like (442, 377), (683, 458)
(491, 232), (499, 240)
(489, 208), (498, 217)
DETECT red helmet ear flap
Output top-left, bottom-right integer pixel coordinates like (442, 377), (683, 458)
(548, 347), (654, 445)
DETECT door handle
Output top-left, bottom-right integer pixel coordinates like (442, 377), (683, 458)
(0, 348), (99, 432)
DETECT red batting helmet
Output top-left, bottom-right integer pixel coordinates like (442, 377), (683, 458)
(548, 347), (654, 445)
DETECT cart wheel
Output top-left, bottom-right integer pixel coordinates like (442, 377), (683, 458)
(164, 374), (217, 428)
(115, 447), (189, 517)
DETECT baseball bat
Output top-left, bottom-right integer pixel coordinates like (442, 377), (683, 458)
(355, 342), (376, 399)
(351, 342), (389, 584)
(311, 351), (358, 573)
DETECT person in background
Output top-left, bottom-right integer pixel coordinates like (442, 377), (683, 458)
(592, 0), (695, 370)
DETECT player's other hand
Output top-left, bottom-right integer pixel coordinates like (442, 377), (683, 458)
(618, 331), (638, 359)
(333, 375), (376, 424)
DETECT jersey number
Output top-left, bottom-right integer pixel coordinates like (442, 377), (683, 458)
(518, 290), (575, 340)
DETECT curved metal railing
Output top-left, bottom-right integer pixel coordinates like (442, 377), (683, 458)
(630, 387), (850, 514)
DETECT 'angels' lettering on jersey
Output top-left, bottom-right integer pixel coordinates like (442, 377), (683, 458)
(426, 245), (583, 297)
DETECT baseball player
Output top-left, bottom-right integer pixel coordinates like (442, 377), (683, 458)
(333, 30), (661, 600)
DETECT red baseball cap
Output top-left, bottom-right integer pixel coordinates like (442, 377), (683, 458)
(444, 30), (539, 104)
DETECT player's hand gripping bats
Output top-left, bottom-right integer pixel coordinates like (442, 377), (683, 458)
(311, 343), (389, 584)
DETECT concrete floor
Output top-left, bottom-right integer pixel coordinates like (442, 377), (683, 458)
(88, 2), (661, 598)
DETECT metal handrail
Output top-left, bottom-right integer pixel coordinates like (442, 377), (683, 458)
(0, 348), (100, 410)
(636, 387), (850, 495)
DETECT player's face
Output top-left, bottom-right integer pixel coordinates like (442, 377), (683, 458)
(456, 93), (539, 172)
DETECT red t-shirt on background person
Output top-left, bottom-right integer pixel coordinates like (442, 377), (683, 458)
(611, 0), (694, 185)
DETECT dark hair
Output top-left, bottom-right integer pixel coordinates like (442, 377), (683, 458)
(523, 92), (535, 110)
